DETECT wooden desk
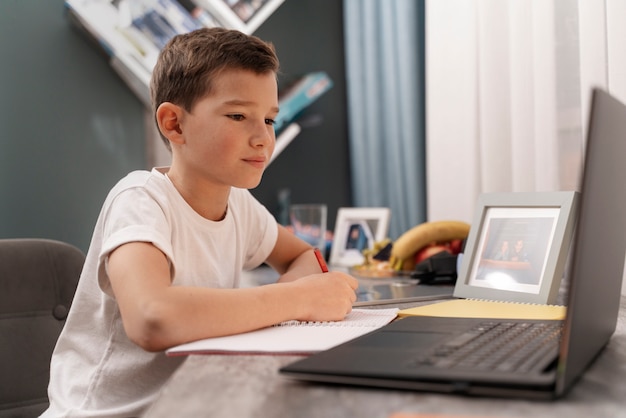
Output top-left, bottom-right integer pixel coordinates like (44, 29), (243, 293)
(144, 294), (626, 418)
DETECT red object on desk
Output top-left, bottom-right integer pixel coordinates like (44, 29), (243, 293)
(314, 248), (328, 273)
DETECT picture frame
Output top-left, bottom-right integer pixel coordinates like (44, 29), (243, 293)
(329, 208), (391, 267)
(454, 191), (579, 305)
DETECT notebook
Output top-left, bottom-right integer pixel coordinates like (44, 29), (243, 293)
(397, 298), (566, 321)
(165, 308), (398, 356)
(280, 88), (626, 399)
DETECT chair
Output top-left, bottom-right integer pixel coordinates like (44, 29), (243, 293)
(0, 239), (85, 418)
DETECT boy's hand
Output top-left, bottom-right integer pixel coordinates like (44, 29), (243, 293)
(290, 271), (359, 322)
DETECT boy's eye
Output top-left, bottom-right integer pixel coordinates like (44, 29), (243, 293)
(227, 114), (275, 126)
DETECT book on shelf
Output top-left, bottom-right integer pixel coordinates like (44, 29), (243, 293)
(270, 122), (301, 164)
(275, 71), (333, 133)
(182, 2), (221, 28)
(264, 71), (332, 161)
(166, 308), (399, 356)
(123, 0), (202, 50)
(193, 0), (286, 34)
(66, 0), (326, 161)
(65, 0), (288, 107)
(65, 0), (158, 107)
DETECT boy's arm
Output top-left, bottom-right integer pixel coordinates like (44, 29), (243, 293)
(265, 224), (328, 282)
(107, 240), (357, 353)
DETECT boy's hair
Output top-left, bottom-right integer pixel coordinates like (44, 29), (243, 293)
(150, 27), (280, 149)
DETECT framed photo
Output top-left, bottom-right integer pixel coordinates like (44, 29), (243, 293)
(329, 208), (391, 267)
(454, 191), (579, 305)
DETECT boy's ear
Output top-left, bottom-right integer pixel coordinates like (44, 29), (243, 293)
(156, 102), (184, 144)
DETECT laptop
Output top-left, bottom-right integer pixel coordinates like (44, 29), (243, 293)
(280, 88), (626, 399)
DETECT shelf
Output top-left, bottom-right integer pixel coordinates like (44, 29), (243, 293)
(65, 0), (286, 107)
(65, 0), (155, 106)
(64, 1), (332, 161)
(195, 0), (285, 34)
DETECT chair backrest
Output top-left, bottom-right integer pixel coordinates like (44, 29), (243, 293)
(0, 239), (85, 418)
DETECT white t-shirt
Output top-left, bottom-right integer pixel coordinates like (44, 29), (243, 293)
(43, 168), (278, 417)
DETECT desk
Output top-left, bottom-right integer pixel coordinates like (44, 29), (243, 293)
(144, 290), (626, 417)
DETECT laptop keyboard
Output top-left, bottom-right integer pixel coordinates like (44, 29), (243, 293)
(412, 321), (563, 373)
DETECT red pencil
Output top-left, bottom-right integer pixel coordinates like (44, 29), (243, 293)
(313, 247), (329, 273)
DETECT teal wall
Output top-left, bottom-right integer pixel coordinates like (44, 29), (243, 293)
(0, 0), (146, 252)
(253, 0), (352, 231)
(0, 0), (350, 251)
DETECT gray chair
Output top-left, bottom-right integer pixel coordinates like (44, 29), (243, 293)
(0, 239), (85, 418)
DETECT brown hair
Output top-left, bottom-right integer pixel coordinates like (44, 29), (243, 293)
(150, 27), (280, 148)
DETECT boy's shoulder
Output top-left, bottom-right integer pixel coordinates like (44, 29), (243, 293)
(105, 169), (168, 200)
(113, 169), (162, 189)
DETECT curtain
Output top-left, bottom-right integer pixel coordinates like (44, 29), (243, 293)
(426, 0), (584, 222)
(426, 0), (626, 293)
(343, 0), (426, 239)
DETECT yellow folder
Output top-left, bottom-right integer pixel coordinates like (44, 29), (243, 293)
(398, 298), (566, 321)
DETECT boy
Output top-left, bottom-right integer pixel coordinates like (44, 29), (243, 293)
(43, 27), (358, 417)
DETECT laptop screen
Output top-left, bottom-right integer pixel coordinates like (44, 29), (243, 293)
(557, 88), (626, 393)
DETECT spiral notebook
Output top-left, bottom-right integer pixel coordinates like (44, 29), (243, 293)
(166, 308), (399, 356)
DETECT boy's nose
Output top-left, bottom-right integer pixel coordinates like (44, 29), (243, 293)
(251, 123), (274, 147)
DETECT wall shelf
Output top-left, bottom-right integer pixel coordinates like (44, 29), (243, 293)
(63, 0), (331, 161)
(64, 0), (286, 107)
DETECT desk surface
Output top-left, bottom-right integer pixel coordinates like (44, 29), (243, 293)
(144, 286), (626, 418)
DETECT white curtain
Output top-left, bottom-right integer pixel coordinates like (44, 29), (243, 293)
(343, 0), (426, 239)
(426, 0), (626, 293)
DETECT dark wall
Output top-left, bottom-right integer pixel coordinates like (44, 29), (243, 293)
(0, 0), (146, 252)
(0, 0), (350, 252)
(253, 0), (352, 230)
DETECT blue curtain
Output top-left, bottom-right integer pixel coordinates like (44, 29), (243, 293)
(343, 0), (426, 240)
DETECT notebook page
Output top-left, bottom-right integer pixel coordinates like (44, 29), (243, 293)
(166, 308), (399, 356)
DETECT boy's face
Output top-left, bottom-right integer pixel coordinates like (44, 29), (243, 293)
(174, 68), (279, 190)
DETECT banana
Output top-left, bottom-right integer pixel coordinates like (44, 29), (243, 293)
(389, 220), (470, 271)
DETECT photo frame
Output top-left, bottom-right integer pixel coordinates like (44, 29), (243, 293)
(454, 191), (579, 305)
(329, 208), (391, 267)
